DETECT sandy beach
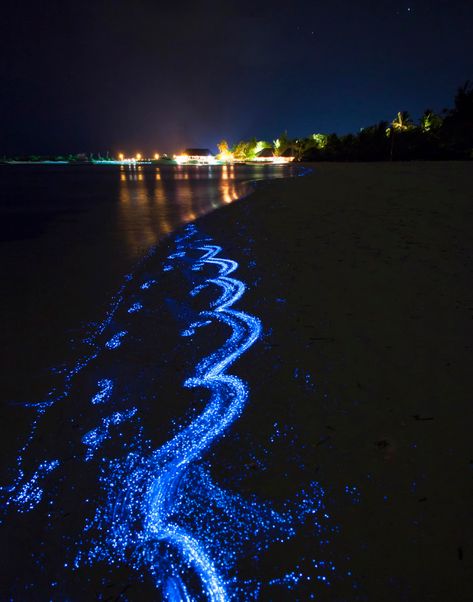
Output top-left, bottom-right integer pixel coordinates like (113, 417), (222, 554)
(2, 162), (472, 601)
(187, 161), (473, 601)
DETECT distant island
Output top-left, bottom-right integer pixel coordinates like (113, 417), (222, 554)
(2, 81), (471, 165)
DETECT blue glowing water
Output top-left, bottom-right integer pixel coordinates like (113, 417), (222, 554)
(1, 209), (343, 598)
(91, 378), (114, 405)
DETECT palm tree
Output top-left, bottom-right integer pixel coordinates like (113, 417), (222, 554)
(391, 111), (414, 132)
(312, 133), (328, 149)
(420, 109), (443, 133)
(387, 111), (414, 159)
(273, 131), (290, 156)
(217, 139), (230, 155)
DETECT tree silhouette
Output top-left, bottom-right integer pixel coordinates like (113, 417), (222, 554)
(452, 80), (473, 120)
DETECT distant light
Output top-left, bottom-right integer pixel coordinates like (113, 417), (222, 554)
(136, 153), (142, 161)
(154, 153), (160, 160)
(175, 153), (188, 165)
(217, 150), (234, 164)
(118, 153), (124, 161)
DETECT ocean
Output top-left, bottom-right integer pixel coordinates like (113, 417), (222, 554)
(0, 163), (295, 403)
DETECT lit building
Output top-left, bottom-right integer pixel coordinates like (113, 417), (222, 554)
(175, 148), (216, 165)
(279, 147), (296, 162)
(253, 148), (275, 162)
(252, 147), (295, 164)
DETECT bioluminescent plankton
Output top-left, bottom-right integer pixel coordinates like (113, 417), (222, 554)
(2, 224), (330, 600)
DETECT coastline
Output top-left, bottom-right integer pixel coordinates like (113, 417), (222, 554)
(185, 161), (473, 600)
(2, 161), (472, 599)
(0, 164), (290, 405)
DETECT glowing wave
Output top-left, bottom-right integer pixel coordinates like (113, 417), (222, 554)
(2, 219), (331, 600)
(83, 232), (262, 600)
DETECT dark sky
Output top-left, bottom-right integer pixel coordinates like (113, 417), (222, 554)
(1, 0), (472, 155)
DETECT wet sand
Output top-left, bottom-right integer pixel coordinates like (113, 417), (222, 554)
(192, 162), (473, 601)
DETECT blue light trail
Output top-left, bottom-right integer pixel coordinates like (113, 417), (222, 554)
(82, 408), (138, 461)
(1, 218), (335, 600)
(81, 231), (263, 600)
(91, 378), (114, 405)
(6, 459), (60, 513)
(79, 226), (330, 599)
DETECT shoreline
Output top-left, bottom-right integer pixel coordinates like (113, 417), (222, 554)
(1, 161), (471, 599)
(0, 164), (291, 404)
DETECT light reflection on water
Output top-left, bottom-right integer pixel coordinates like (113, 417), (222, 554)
(115, 164), (272, 257)
(0, 164), (295, 404)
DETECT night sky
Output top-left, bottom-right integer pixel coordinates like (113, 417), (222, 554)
(1, 0), (472, 155)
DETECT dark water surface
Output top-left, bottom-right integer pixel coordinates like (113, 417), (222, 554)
(0, 163), (295, 403)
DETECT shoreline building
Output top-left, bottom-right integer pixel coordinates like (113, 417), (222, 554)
(280, 147), (296, 162)
(253, 148), (275, 162)
(175, 148), (216, 165)
(253, 147), (295, 164)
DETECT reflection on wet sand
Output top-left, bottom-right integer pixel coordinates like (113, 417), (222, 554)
(117, 165), (247, 257)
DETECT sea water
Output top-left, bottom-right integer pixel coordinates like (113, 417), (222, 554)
(0, 163), (294, 404)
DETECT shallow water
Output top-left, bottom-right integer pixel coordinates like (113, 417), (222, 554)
(0, 163), (296, 403)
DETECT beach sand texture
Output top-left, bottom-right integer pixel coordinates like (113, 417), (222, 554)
(194, 161), (473, 601)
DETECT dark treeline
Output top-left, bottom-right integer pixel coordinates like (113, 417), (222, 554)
(300, 81), (473, 161)
(3, 82), (472, 163)
(226, 81), (472, 162)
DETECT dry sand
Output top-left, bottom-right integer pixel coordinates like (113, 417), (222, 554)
(195, 162), (473, 601)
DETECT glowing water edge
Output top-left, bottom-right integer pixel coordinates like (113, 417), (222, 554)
(1, 223), (338, 600)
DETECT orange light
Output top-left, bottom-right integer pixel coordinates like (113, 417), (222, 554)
(136, 153), (142, 161)
(154, 153), (160, 160)
(118, 152), (124, 161)
(217, 150), (234, 163)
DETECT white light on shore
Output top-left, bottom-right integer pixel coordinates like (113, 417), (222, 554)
(175, 153), (188, 165)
